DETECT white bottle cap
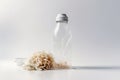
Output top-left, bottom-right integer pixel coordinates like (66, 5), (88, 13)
(56, 14), (68, 22)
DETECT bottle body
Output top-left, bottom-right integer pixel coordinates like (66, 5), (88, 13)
(53, 21), (72, 64)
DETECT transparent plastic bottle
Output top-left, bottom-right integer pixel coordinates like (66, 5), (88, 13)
(53, 14), (72, 64)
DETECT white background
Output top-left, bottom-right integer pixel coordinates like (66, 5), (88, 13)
(0, 0), (120, 66)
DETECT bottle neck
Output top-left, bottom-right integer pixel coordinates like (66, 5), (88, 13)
(56, 20), (68, 23)
(56, 21), (68, 28)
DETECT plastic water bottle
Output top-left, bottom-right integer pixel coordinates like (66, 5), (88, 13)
(53, 14), (72, 64)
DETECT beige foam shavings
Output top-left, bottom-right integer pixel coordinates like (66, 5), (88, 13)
(53, 62), (70, 69)
(24, 51), (70, 71)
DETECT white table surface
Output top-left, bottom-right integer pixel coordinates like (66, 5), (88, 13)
(0, 60), (120, 80)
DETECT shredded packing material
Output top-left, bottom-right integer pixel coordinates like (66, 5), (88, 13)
(24, 51), (70, 71)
